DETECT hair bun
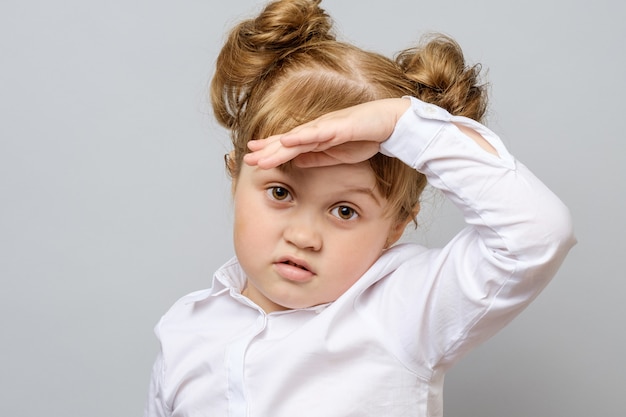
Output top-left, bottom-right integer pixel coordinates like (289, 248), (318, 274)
(211, 0), (334, 129)
(248, 0), (334, 51)
(396, 34), (487, 121)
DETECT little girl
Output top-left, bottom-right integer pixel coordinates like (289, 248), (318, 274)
(144, 1), (575, 416)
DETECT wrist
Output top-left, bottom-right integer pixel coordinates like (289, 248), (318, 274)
(392, 97), (412, 125)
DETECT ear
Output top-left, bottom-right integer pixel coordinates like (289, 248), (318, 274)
(225, 151), (238, 193)
(385, 203), (420, 248)
(225, 151), (236, 175)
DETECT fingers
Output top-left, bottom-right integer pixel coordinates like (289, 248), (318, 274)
(291, 152), (344, 168)
(244, 124), (336, 169)
(279, 122), (339, 147)
(244, 136), (318, 169)
(245, 139), (380, 170)
(242, 99), (408, 169)
(246, 139), (266, 151)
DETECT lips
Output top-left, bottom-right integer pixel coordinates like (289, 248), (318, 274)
(282, 260), (309, 271)
(274, 256), (315, 282)
(278, 256), (312, 272)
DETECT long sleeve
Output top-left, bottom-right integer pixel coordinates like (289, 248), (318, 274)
(377, 96), (576, 371)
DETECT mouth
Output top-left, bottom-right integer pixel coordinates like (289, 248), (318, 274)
(281, 260), (310, 271)
(274, 256), (315, 282)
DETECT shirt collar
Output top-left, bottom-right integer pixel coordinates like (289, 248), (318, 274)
(183, 256), (332, 314)
(181, 257), (243, 305)
(182, 247), (414, 311)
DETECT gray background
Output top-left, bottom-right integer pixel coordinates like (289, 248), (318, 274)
(1, 0), (624, 416)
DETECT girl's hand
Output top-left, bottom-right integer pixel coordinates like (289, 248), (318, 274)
(243, 98), (411, 169)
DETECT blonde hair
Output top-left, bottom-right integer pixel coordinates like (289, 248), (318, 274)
(210, 0), (487, 225)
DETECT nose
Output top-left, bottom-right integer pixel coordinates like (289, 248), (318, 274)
(283, 215), (322, 251)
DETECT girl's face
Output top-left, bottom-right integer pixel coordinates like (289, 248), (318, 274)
(232, 160), (404, 313)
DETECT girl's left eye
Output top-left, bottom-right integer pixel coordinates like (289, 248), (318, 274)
(331, 206), (358, 220)
(267, 186), (291, 201)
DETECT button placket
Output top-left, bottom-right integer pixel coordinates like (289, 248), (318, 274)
(225, 313), (268, 417)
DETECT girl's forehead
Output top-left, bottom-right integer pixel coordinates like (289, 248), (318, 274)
(279, 161), (376, 183)
(242, 159), (374, 183)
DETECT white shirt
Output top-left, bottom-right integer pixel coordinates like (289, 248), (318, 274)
(144, 97), (576, 417)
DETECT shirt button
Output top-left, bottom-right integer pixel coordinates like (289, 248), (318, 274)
(423, 105), (437, 116)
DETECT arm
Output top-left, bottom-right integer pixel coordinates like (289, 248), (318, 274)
(382, 97), (574, 266)
(243, 97), (498, 167)
(381, 97), (575, 367)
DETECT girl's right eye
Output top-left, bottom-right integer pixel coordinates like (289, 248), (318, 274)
(267, 186), (292, 201)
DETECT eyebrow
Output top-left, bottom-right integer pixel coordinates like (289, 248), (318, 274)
(341, 186), (383, 207)
(259, 166), (383, 206)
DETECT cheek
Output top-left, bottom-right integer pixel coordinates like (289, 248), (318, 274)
(233, 204), (257, 245)
(233, 214), (262, 279)
(232, 195), (275, 259)
(330, 226), (390, 283)
(233, 195), (255, 252)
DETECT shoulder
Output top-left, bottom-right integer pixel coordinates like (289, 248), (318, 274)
(354, 242), (437, 301)
(157, 257), (245, 328)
